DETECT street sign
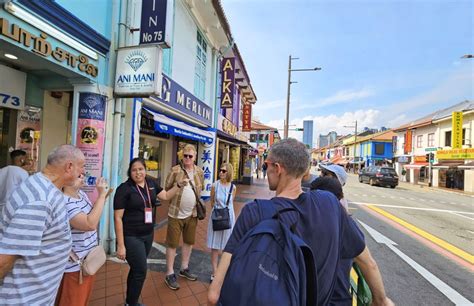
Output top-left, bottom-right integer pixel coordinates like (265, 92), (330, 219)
(140, 0), (173, 47)
(424, 147), (438, 152)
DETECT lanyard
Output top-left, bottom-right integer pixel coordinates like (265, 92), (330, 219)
(136, 181), (152, 208)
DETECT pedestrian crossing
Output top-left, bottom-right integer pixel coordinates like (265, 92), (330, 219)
(348, 193), (466, 207)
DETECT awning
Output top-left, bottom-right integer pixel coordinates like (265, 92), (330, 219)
(331, 156), (348, 165)
(458, 162), (474, 169)
(216, 130), (248, 146)
(143, 107), (214, 144)
(404, 163), (428, 169)
(432, 162), (465, 169)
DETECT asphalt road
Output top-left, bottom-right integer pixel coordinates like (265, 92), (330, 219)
(344, 173), (474, 305)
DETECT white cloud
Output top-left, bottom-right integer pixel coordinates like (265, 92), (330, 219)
(253, 99), (286, 111)
(292, 88), (376, 111)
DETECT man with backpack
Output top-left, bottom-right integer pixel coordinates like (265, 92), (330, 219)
(208, 138), (393, 306)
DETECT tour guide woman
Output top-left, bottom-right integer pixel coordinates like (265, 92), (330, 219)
(114, 158), (188, 305)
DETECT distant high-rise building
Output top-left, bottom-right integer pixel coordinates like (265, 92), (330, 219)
(318, 131), (338, 148)
(302, 120), (313, 148)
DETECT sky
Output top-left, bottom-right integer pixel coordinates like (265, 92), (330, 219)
(221, 0), (473, 145)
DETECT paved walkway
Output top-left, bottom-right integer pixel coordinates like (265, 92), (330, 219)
(90, 178), (274, 306)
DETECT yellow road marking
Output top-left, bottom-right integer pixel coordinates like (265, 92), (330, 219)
(366, 205), (474, 265)
(351, 268), (358, 306)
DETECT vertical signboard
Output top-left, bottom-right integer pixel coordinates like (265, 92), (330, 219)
(452, 111), (463, 149)
(404, 130), (412, 155)
(16, 109), (41, 171)
(198, 133), (216, 199)
(140, 0), (173, 47)
(76, 93), (107, 203)
(221, 57), (235, 108)
(242, 103), (252, 131)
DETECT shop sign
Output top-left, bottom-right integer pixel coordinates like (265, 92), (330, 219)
(76, 93), (107, 203)
(397, 156), (409, 163)
(220, 57), (235, 108)
(16, 108), (41, 171)
(198, 135), (216, 199)
(140, 0), (173, 47)
(451, 112), (463, 149)
(392, 136), (397, 153)
(242, 103), (252, 131)
(115, 45), (162, 97)
(0, 18), (98, 78)
(436, 148), (474, 160)
(0, 64), (26, 110)
(414, 155), (426, 163)
(155, 74), (212, 126)
(218, 114), (237, 137)
(404, 130), (412, 154)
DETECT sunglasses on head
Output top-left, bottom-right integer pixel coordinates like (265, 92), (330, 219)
(183, 154), (194, 159)
(220, 169), (227, 173)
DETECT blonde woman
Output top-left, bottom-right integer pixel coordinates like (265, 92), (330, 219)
(207, 163), (236, 281)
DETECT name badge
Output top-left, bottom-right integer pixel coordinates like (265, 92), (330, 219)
(144, 207), (153, 224)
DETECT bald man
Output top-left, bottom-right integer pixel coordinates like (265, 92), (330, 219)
(0, 145), (85, 305)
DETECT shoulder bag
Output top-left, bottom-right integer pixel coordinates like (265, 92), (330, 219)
(212, 183), (233, 231)
(181, 165), (206, 220)
(69, 244), (106, 284)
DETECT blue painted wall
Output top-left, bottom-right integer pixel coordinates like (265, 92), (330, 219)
(55, 0), (113, 39)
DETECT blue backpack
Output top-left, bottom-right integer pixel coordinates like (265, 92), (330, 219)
(219, 199), (318, 306)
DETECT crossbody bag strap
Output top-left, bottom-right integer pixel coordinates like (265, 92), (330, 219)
(225, 184), (234, 207)
(181, 165), (200, 202)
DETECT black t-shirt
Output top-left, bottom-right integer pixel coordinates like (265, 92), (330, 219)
(224, 190), (365, 306)
(114, 177), (163, 236)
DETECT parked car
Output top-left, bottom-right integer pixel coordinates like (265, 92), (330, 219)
(358, 166), (398, 188)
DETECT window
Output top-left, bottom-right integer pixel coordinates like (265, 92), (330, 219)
(416, 135), (423, 148)
(462, 128), (466, 145)
(445, 131), (451, 147)
(375, 143), (385, 155)
(194, 31), (207, 101)
(428, 133), (434, 147)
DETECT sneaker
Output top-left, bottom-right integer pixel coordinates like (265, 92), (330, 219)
(165, 274), (180, 290)
(179, 268), (198, 281)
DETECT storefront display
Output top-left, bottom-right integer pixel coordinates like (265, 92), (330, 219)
(15, 108), (42, 172)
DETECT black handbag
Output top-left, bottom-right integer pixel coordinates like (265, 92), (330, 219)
(212, 183), (233, 231)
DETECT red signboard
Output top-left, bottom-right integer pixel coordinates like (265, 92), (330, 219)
(404, 130), (412, 155)
(242, 103), (252, 131)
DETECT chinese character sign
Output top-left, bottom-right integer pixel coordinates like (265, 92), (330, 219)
(242, 103), (252, 131)
(451, 112), (463, 149)
(404, 130), (412, 155)
(221, 57), (235, 108)
(198, 132), (216, 199)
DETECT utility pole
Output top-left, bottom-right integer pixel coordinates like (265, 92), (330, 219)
(284, 55), (321, 139)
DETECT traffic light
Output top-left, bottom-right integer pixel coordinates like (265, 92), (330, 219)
(425, 154), (430, 162)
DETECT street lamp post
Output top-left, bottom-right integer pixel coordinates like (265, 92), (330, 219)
(284, 55), (321, 139)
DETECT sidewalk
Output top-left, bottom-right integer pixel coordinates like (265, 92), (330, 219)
(89, 178), (273, 306)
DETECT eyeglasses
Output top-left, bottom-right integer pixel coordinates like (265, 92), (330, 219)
(220, 169), (227, 173)
(183, 154), (194, 159)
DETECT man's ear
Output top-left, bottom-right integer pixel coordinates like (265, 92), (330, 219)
(64, 161), (73, 173)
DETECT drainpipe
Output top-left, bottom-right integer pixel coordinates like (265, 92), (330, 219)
(106, 0), (129, 254)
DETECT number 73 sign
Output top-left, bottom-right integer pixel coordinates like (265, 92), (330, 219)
(0, 64), (26, 110)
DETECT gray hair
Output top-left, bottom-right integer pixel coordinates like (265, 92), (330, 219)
(47, 145), (84, 166)
(268, 138), (310, 177)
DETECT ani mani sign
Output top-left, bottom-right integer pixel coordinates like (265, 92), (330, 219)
(220, 57), (235, 108)
(242, 103), (252, 131)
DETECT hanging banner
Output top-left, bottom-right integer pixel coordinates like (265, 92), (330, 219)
(451, 111), (463, 149)
(76, 93), (107, 203)
(404, 130), (412, 155)
(242, 103), (252, 131)
(220, 57), (235, 108)
(16, 109), (41, 171)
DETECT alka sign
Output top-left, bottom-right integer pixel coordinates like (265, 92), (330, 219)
(221, 57), (235, 109)
(114, 45), (162, 97)
(140, 0), (173, 48)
